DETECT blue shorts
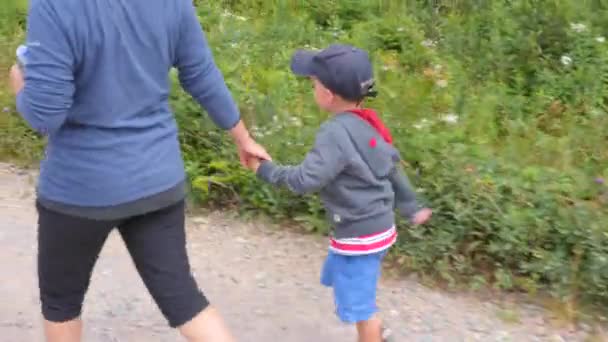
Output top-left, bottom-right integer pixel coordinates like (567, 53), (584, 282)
(320, 250), (386, 323)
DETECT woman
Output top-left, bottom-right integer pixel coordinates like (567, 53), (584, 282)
(9, 0), (269, 341)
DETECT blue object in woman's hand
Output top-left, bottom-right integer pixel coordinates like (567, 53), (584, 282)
(16, 44), (28, 71)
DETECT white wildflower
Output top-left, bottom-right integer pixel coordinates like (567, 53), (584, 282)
(397, 27), (405, 32)
(589, 108), (602, 117)
(569, 23), (587, 33)
(436, 79), (448, 88)
(288, 117), (302, 127)
(251, 126), (265, 138)
(413, 118), (431, 130)
(596, 36), (606, 43)
(221, 10), (247, 21)
(440, 113), (459, 124)
(421, 39), (436, 48)
(560, 55), (573, 66)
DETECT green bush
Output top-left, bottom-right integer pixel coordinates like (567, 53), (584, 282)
(1, 0), (607, 311)
(0, 0), (40, 162)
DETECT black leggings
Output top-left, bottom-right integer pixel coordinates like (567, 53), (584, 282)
(36, 200), (208, 327)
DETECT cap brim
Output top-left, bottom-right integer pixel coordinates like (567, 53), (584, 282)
(290, 50), (317, 76)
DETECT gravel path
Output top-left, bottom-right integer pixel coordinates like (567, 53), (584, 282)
(0, 163), (601, 341)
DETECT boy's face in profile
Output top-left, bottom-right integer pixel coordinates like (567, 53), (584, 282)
(310, 77), (335, 111)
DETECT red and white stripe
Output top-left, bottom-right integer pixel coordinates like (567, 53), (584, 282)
(329, 227), (397, 256)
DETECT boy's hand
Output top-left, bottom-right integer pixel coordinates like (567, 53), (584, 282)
(412, 208), (432, 225)
(247, 157), (261, 172)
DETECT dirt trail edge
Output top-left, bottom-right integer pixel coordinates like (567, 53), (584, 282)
(0, 163), (596, 341)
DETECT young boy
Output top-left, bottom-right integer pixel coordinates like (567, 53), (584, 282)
(248, 44), (432, 342)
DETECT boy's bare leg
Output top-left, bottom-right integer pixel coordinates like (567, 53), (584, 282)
(356, 315), (383, 342)
(178, 306), (235, 342)
(44, 319), (82, 342)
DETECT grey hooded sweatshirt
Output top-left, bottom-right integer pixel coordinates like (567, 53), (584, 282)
(257, 112), (423, 239)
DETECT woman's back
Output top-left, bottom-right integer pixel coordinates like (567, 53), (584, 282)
(18, 0), (240, 208)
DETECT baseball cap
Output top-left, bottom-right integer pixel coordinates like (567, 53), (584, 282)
(290, 44), (377, 102)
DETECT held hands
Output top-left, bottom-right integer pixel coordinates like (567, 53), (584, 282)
(234, 134), (268, 173)
(412, 208), (432, 225)
(246, 157), (262, 173)
(236, 138), (269, 170)
(230, 120), (271, 169)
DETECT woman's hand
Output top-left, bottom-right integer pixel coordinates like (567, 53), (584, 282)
(9, 64), (24, 95)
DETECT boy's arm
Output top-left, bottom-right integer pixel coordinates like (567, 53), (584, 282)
(389, 164), (423, 221)
(256, 124), (347, 194)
